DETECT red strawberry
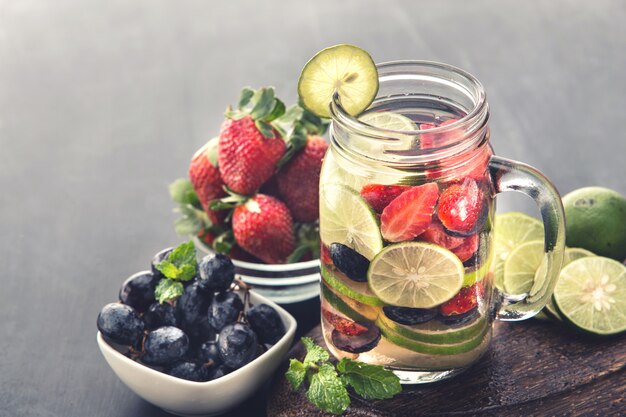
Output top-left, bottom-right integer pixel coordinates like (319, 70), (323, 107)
(439, 282), (483, 316)
(277, 135), (328, 222)
(189, 139), (226, 224)
(218, 116), (286, 195)
(320, 244), (333, 266)
(232, 194), (295, 264)
(322, 309), (368, 336)
(418, 219), (465, 250)
(380, 183), (440, 242)
(452, 234), (479, 263)
(437, 179), (486, 236)
(360, 184), (409, 213)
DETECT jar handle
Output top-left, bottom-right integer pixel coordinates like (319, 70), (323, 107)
(488, 156), (566, 321)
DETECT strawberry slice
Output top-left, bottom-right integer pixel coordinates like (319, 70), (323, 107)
(437, 179), (486, 236)
(452, 233), (479, 263)
(320, 244), (333, 266)
(322, 309), (368, 336)
(439, 281), (483, 316)
(418, 219), (465, 250)
(360, 184), (409, 213)
(420, 119), (461, 150)
(380, 183), (439, 242)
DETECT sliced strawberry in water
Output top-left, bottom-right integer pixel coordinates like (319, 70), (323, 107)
(420, 119), (461, 150)
(322, 309), (368, 336)
(360, 184), (409, 213)
(437, 179), (486, 236)
(380, 183), (439, 243)
(418, 219), (465, 250)
(439, 281), (483, 316)
(320, 244), (333, 266)
(452, 234), (479, 263)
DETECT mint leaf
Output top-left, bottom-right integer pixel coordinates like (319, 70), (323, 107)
(154, 279), (184, 303)
(285, 359), (307, 390)
(336, 358), (401, 400)
(306, 363), (350, 415)
(302, 337), (329, 366)
(155, 241), (197, 281)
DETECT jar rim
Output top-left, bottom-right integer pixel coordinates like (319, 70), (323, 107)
(329, 60), (487, 138)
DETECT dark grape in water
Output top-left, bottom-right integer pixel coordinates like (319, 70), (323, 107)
(208, 292), (243, 331)
(151, 247), (174, 279)
(383, 306), (438, 325)
(246, 304), (285, 344)
(218, 323), (257, 369)
(143, 302), (177, 330)
(329, 243), (370, 282)
(97, 303), (145, 345)
(197, 253), (236, 293)
(166, 361), (209, 382)
(438, 307), (479, 326)
(142, 326), (189, 366)
(176, 283), (214, 345)
(332, 322), (381, 353)
(119, 270), (160, 312)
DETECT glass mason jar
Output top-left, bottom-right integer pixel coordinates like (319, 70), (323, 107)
(318, 61), (566, 384)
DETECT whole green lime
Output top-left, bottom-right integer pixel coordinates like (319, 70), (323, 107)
(563, 187), (626, 261)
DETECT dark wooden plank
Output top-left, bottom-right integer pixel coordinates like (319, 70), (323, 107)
(267, 321), (626, 416)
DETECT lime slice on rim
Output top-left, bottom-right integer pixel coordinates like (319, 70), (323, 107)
(298, 44), (378, 118)
(502, 240), (544, 295)
(494, 212), (544, 289)
(368, 242), (464, 308)
(544, 247), (595, 318)
(554, 257), (626, 336)
(320, 184), (383, 260)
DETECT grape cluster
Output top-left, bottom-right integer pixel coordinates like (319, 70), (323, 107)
(97, 249), (286, 382)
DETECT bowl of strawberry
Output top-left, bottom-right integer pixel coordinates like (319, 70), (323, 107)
(170, 87), (328, 304)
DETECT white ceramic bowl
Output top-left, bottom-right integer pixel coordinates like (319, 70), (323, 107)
(194, 238), (321, 305)
(97, 290), (297, 417)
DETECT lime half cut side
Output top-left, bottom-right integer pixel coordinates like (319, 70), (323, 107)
(320, 184), (383, 261)
(554, 257), (626, 336)
(298, 44), (378, 118)
(368, 242), (464, 309)
(494, 212), (544, 290)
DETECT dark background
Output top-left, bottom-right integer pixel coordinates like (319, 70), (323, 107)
(1, 1), (625, 416)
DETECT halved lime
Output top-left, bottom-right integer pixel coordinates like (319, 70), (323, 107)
(298, 44), (378, 118)
(533, 310), (551, 321)
(544, 247), (595, 318)
(320, 184), (383, 260)
(368, 242), (464, 308)
(376, 312), (487, 344)
(502, 240), (543, 295)
(554, 257), (626, 335)
(321, 265), (384, 307)
(494, 212), (544, 289)
(378, 318), (489, 355)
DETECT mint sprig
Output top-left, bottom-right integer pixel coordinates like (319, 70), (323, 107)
(286, 337), (402, 415)
(154, 279), (184, 304)
(155, 240), (197, 282)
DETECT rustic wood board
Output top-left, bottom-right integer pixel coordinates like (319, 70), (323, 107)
(268, 320), (626, 416)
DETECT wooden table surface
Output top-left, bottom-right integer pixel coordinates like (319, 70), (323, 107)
(1, 1), (625, 416)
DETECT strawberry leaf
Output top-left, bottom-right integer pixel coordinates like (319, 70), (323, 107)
(238, 87), (255, 109)
(265, 98), (286, 122)
(169, 179), (201, 208)
(255, 120), (275, 139)
(250, 87), (276, 120)
(213, 230), (235, 254)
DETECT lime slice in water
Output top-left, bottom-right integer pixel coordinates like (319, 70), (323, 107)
(298, 44), (378, 118)
(554, 257), (626, 335)
(494, 212), (544, 289)
(502, 240), (544, 295)
(320, 184), (383, 260)
(368, 242), (464, 308)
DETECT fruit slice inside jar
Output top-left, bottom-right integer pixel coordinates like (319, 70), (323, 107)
(554, 257), (626, 336)
(368, 242), (464, 309)
(320, 184), (383, 261)
(321, 265), (384, 307)
(321, 282), (380, 322)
